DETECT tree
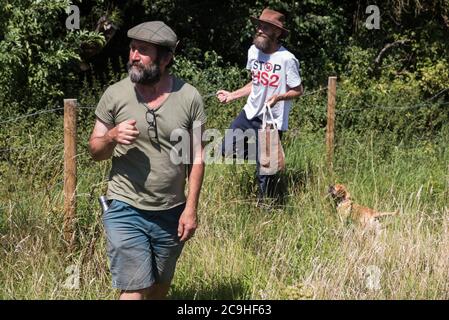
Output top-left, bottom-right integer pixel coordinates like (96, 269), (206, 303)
(0, 0), (107, 111)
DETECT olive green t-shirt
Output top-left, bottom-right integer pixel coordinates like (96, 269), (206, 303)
(95, 76), (206, 210)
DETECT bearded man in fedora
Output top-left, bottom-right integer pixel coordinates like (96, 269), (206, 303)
(217, 8), (303, 204)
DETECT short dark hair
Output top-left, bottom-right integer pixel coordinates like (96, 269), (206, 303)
(156, 45), (174, 68)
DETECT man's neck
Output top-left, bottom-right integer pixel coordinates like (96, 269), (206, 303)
(261, 42), (281, 54)
(135, 72), (172, 101)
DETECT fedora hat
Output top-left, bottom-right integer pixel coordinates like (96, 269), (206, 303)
(250, 8), (289, 38)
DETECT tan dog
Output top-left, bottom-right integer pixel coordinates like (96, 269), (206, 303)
(328, 184), (398, 227)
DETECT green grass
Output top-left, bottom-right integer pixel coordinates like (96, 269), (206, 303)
(0, 121), (448, 299)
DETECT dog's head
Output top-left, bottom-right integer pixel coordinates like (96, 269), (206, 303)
(328, 184), (351, 204)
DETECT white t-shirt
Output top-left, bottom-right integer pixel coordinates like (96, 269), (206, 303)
(243, 45), (302, 131)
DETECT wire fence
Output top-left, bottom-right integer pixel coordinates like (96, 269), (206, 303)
(0, 84), (446, 164)
(0, 84), (447, 216)
(0, 150), (109, 212)
(0, 85), (447, 162)
(0, 85), (329, 125)
(0, 143), (65, 153)
(336, 87), (449, 113)
(0, 80), (447, 258)
(0, 107), (64, 125)
(0, 86), (447, 126)
(337, 101), (449, 113)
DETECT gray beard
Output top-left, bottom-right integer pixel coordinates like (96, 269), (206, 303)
(253, 35), (272, 52)
(127, 61), (161, 85)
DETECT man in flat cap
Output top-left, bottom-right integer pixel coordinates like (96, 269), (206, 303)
(88, 21), (206, 300)
(217, 8), (303, 204)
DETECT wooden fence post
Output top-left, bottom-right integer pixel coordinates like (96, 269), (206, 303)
(64, 99), (77, 251)
(326, 77), (337, 173)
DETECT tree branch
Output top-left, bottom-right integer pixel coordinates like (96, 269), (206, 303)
(374, 40), (411, 65)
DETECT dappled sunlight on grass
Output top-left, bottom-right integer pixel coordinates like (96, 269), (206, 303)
(0, 126), (448, 299)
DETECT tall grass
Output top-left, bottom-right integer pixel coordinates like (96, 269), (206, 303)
(1, 113), (447, 299)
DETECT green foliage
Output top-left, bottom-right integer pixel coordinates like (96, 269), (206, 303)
(0, 0), (447, 136)
(0, 0), (106, 114)
(1, 0), (449, 300)
(332, 44), (449, 139)
(173, 51), (249, 129)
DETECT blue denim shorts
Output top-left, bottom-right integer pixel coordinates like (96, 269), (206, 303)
(103, 199), (185, 291)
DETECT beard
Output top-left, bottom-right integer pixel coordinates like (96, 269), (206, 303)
(127, 60), (161, 85)
(253, 33), (274, 52)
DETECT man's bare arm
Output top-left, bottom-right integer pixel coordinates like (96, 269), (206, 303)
(216, 81), (252, 104)
(178, 125), (205, 242)
(88, 118), (139, 161)
(266, 84), (304, 107)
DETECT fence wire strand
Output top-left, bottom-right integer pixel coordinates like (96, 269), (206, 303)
(0, 85), (446, 125)
(0, 107), (64, 125)
(203, 86), (327, 100)
(337, 87), (449, 113)
(0, 143), (65, 153)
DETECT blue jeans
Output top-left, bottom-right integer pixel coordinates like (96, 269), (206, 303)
(221, 110), (283, 198)
(103, 199), (185, 291)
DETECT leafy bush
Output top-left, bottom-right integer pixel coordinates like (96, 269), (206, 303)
(0, 0), (105, 115)
(332, 45), (449, 140)
(173, 51), (249, 129)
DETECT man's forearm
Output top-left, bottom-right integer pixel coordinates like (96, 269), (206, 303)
(88, 131), (117, 161)
(185, 162), (205, 212)
(266, 84), (304, 108)
(229, 82), (252, 101)
(277, 84), (304, 101)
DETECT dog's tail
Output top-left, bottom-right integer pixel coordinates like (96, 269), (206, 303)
(376, 210), (399, 218)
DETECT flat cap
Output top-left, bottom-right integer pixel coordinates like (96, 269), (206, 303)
(127, 21), (178, 52)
